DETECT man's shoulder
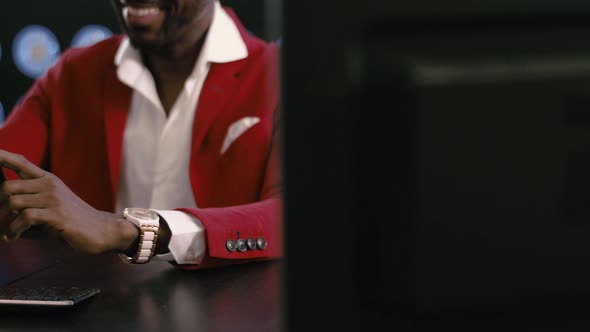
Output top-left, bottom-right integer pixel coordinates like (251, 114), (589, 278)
(59, 35), (124, 70)
(238, 29), (281, 79)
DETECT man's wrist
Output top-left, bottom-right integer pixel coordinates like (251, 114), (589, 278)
(112, 213), (140, 255)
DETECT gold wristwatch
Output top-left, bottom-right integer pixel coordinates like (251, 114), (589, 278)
(120, 208), (160, 264)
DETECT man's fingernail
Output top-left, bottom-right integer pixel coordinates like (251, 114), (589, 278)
(1, 234), (8, 242)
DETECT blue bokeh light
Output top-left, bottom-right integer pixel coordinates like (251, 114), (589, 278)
(12, 25), (61, 79)
(71, 25), (113, 48)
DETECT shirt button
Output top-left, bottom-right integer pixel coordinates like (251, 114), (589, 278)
(226, 239), (237, 252)
(237, 239), (247, 252)
(256, 237), (268, 250)
(247, 238), (257, 250)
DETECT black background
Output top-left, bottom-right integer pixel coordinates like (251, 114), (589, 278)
(283, 1), (590, 331)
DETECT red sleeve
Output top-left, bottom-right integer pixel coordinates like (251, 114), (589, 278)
(176, 105), (283, 270)
(0, 55), (64, 178)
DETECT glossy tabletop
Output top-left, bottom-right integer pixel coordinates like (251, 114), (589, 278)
(0, 239), (283, 332)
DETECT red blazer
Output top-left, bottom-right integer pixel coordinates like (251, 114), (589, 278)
(0, 12), (282, 270)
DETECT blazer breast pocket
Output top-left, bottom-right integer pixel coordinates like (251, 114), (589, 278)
(220, 116), (261, 155)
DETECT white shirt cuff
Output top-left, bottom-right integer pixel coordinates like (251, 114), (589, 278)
(151, 210), (206, 264)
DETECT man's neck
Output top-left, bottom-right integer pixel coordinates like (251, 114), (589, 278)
(142, 37), (206, 115)
(141, 2), (215, 115)
(144, 37), (205, 82)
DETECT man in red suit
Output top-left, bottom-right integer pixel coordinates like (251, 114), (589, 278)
(0, 0), (282, 269)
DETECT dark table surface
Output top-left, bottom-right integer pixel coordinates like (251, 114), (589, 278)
(0, 239), (283, 332)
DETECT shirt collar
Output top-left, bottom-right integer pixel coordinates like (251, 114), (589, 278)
(203, 0), (248, 63)
(114, 0), (248, 94)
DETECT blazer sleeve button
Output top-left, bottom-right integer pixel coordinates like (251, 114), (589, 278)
(256, 237), (268, 250)
(226, 239), (237, 252)
(237, 239), (248, 252)
(247, 238), (257, 250)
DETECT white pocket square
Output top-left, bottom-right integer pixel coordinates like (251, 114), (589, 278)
(220, 116), (261, 155)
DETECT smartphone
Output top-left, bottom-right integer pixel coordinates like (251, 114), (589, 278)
(0, 286), (101, 307)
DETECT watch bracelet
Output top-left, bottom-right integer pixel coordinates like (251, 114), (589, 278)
(122, 224), (159, 264)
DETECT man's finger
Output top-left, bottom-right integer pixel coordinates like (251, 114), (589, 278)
(0, 150), (46, 180)
(0, 209), (17, 235)
(4, 208), (44, 241)
(0, 193), (44, 230)
(0, 179), (44, 201)
(0, 233), (9, 244)
(5, 193), (46, 212)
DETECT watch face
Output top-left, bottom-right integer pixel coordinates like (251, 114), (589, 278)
(125, 208), (159, 221)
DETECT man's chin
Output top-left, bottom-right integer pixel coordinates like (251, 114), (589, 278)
(128, 37), (165, 53)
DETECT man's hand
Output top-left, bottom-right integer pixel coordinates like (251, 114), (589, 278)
(0, 150), (139, 254)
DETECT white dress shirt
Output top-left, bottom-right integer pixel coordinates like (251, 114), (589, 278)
(114, 1), (248, 264)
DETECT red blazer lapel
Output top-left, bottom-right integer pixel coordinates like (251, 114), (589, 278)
(188, 60), (247, 208)
(190, 60), (245, 159)
(103, 66), (132, 206)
